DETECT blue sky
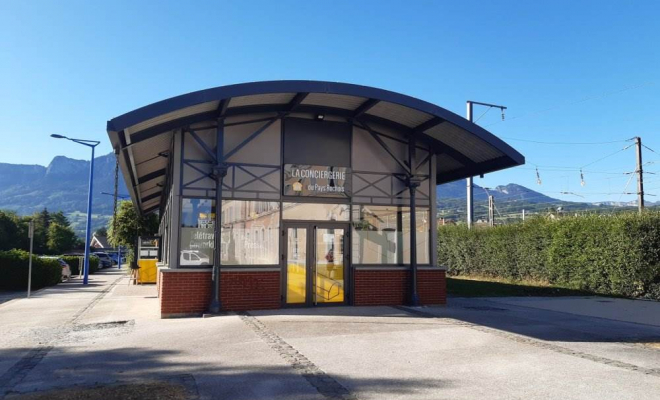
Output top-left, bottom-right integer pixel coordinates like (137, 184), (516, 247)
(1, 0), (658, 203)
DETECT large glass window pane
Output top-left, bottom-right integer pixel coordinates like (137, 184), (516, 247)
(221, 200), (280, 265)
(315, 228), (345, 303)
(286, 227), (306, 304)
(282, 202), (349, 221)
(352, 205), (430, 265)
(180, 199), (215, 266)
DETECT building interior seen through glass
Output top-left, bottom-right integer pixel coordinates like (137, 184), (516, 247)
(351, 205), (430, 265)
(180, 198), (215, 266)
(221, 200), (280, 265)
(181, 200), (430, 268)
(282, 203), (349, 221)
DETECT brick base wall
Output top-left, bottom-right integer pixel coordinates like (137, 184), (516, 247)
(220, 271), (281, 311)
(159, 268), (444, 317)
(354, 269), (446, 306)
(158, 269), (281, 318)
(159, 270), (212, 318)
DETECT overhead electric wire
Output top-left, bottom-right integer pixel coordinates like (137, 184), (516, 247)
(483, 81), (654, 128)
(499, 137), (629, 145)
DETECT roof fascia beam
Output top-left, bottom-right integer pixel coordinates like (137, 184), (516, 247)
(352, 99), (379, 119)
(138, 168), (167, 184)
(141, 191), (162, 203)
(413, 117), (445, 133)
(437, 156), (514, 184)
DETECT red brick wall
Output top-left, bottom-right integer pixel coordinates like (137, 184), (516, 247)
(354, 269), (446, 306)
(159, 270), (212, 318)
(418, 269), (446, 305)
(220, 271), (281, 311)
(159, 270), (281, 317)
(159, 268), (443, 317)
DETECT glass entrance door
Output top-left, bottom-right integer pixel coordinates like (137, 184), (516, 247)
(284, 224), (348, 306)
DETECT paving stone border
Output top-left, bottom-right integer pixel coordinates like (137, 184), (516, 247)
(0, 275), (125, 399)
(397, 306), (660, 377)
(239, 312), (358, 400)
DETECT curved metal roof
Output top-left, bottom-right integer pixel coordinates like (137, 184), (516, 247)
(107, 80), (524, 214)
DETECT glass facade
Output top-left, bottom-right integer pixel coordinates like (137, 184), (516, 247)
(351, 205), (430, 265)
(180, 198), (215, 266)
(221, 200), (280, 265)
(282, 202), (349, 221)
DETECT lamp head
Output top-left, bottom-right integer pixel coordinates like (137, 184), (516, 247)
(50, 134), (67, 139)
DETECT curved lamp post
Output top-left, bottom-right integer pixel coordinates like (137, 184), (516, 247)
(51, 134), (100, 285)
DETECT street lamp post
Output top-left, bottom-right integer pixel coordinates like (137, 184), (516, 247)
(51, 134), (100, 285)
(101, 192), (130, 269)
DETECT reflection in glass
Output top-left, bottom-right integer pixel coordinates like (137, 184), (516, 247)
(286, 228), (306, 304)
(315, 228), (345, 303)
(351, 205), (430, 265)
(180, 199), (215, 266)
(221, 200), (280, 265)
(282, 202), (349, 221)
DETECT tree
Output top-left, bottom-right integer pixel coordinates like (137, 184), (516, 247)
(95, 227), (108, 237)
(108, 201), (159, 261)
(47, 223), (78, 254)
(0, 211), (21, 251)
(51, 211), (70, 227)
(32, 208), (51, 254)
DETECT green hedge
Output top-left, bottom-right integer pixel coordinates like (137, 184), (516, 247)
(0, 249), (63, 291)
(60, 255), (99, 275)
(438, 213), (660, 300)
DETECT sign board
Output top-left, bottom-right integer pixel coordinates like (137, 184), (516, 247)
(283, 164), (351, 198)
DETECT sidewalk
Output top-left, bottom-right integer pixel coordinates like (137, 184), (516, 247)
(1, 271), (660, 400)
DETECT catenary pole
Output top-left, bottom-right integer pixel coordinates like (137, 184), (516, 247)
(27, 221), (34, 298)
(635, 136), (644, 213)
(466, 101), (507, 228)
(466, 102), (474, 229)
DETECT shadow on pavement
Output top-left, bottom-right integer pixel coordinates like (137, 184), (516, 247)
(251, 303), (660, 344)
(0, 347), (451, 399)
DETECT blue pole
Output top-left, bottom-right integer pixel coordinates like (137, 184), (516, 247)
(83, 146), (95, 285)
(117, 245), (121, 269)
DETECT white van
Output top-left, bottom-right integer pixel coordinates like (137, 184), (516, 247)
(180, 251), (210, 266)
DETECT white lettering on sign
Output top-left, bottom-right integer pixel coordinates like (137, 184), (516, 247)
(292, 168), (346, 181)
(307, 183), (345, 193)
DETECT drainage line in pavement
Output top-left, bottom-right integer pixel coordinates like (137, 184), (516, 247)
(238, 312), (358, 400)
(0, 274), (125, 399)
(395, 306), (660, 377)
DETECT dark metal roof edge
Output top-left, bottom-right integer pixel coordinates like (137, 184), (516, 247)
(106, 80), (523, 164)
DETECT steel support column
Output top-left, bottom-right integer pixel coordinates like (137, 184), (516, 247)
(209, 120), (227, 313)
(408, 133), (420, 306)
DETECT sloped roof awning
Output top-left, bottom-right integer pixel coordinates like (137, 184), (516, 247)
(107, 80), (524, 214)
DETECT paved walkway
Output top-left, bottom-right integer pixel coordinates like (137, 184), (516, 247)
(0, 272), (659, 399)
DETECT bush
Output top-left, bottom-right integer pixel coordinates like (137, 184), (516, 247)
(0, 249), (63, 291)
(438, 212), (660, 300)
(60, 255), (99, 275)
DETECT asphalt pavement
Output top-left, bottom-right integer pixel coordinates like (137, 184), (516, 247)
(1, 270), (659, 399)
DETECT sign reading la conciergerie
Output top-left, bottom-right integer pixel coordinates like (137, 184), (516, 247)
(284, 164), (351, 198)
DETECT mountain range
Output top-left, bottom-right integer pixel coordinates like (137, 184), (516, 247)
(0, 153), (128, 236)
(0, 153), (641, 235)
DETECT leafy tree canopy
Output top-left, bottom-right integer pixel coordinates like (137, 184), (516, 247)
(108, 201), (159, 253)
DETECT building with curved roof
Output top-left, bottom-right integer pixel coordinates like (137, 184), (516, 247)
(107, 80), (524, 317)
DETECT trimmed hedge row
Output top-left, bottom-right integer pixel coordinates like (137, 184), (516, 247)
(438, 212), (660, 300)
(0, 249), (62, 291)
(60, 255), (99, 275)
